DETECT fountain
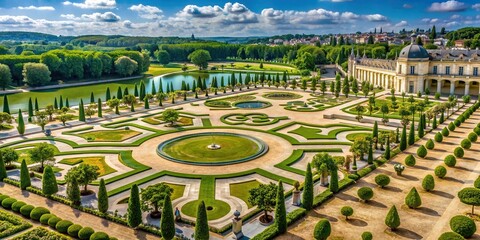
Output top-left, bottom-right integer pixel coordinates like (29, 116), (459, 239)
(207, 134), (221, 150)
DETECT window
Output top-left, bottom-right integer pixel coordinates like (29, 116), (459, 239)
(433, 66), (438, 74)
(399, 65), (402, 74)
(474, 67), (478, 76)
(410, 66), (415, 74)
(459, 67), (464, 76)
(446, 66), (450, 75)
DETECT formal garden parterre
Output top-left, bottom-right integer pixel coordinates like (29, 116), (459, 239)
(0, 73), (479, 239)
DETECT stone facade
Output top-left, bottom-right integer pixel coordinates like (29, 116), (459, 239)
(348, 44), (480, 97)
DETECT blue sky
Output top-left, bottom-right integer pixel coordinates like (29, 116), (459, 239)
(0, 0), (479, 36)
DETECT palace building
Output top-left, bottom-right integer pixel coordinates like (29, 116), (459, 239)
(348, 43), (480, 97)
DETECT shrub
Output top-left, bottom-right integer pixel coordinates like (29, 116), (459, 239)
(0, 194), (10, 202)
(19, 204), (34, 217)
(438, 232), (466, 240)
(374, 174), (390, 188)
(340, 206), (354, 219)
(442, 127), (450, 136)
(357, 187), (374, 202)
(435, 132), (443, 142)
(56, 220), (73, 233)
(11, 201), (26, 212)
(385, 205), (400, 230)
(435, 165), (447, 178)
(1, 197), (17, 209)
(361, 232), (373, 240)
(468, 132), (478, 142)
(425, 139), (435, 150)
(405, 154), (416, 167)
(454, 147), (464, 158)
(48, 216), (62, 228)
(422, 174), (435, 192)
(39, 213), (55, 225)
(474, 127), (480, 135)
(461, 139), (472, 149)
(444, 155), (457, 167)
(417, 145), (428, 158)
(448, 122), (456, 131)
(313, 219), (331, 240)
(67, 224), (83, 238)
(78, 227), (95, 240)
(454, 119), (461, 127)
(405, 187), (422, 209)
(90, 231), (110, 240)
(450, 215), (476, 238)
(30, 207), (50, 221)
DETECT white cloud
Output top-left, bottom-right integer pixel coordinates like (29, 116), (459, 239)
(451, 14), (461, 19)
(428, 0), (468, 12)
(473, 3), (480, 10)
(129, 4), (163, 19)
(364, 14), (388, 22)
(421, 18), (439, 24)
(395, 20), (408, 27)
(176, 2), (258, 24)
(0, 15), (35, 25)
(81, 12), (120, 22)
(403, 4), (413, 9)
(60, 14), (80, 20)
(63, 0), (116, 9)
(17, 6), (55, 11)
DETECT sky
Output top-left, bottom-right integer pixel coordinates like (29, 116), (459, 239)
(0, 0), (479, 37)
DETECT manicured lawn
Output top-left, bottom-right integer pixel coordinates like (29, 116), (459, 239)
(77, 129), (141, 142)
(286, 123), (371, 140)
(289, 126), (323, 139)
(221, 113), (288, 126)
(346, 132), (372, 141)
(0, 210), (32, 239)
(12, 227), (68, 240)
(230, 180), (261, 208)
(142, 115), (193, 126)
(262, 92), (303, 100)
(58, 156), (116, 176)
(205, 93), (256, 108)
(145, 63), (187, 77)
(118, 183), (185, 204)
(162, 134), (260, 163)
(211, 62), (298, 73)
(13, 144), (60, 165)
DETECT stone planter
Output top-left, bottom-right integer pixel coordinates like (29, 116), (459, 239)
(292, 191), (301, 206)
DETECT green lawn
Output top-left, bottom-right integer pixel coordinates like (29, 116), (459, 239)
(230, 180), (261, 208)
(162, 135), (260, 163)
(0, 210), (32, 239)
(145, 63), (189, 77)
(77, 129), (141, 142)
(142, 115), (193, 126)
(287, 124), (371, 140)
(118, 183), (185, 204)
(205, 93), (256, 108)
(262, 92), (303, 100)
(13, 144), (60, 165)
(58, 156), (116, 176)
(346, 132), (372, 141)
(211, 62), (298, 73)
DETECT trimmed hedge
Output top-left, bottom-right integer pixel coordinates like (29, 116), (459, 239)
(444, 155), (457, 167)
(417, 145), (428, 158)
(67, 224), (83, 238)
(314, 219), (331, 240)
(405, 154), (416, 167)
(438, 232), (466, 240)
(361, 232), (373, 240)
(442, 127), (450, 136)
(357, 187), (374, 202)
(435, 132), (443, 142)
(56, 220), (73, 234)
(468, 132), (478, 142)
(11, 201), (26, 212)
(39, 213), (56, 225)
(48, 216), (62, 228)
(422, 174), (435, 192)
(435, 166), (447, 178)
(19, 204), (35, 217)
(474, 127), (480, 135)
(450, 215), (476, 238)
(454, 147), (464, 158)
(425, 139), (435, 150)
(461, 139), (472, 149)
(1, 197), (17, 209)
(90, 231), (110, 240)
(448, 122), (456, 131)
(30, 207), (50, 221)
(374, 174), (390, 188)
(0, 194), (10, 202)
(78, 227), (95, 240)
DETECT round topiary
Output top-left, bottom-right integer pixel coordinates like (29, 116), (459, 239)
(474, 127), (480, 135)
(357, 187), (374, 202)
(450, 215), (477, 238)
(405, 154), (416, 167)
(454, 119), (461, 127)
(444, 155), (457, 167)
(417, 145), (428, 158)
(89, 231), (110, 240)
(422, 174), (435, 192)
(435, 165), (447, 178)
(442, 127), (450, 137)
(19, 204), (34, 217)
(461, 139), (472, 149)
(30, 207), (50, 221)
(39, 214), (56, 225)
(55, 220), (73, 234)
(313, 219), (331, 240)
(361, 232), (373, 240)
(78, 227), (95, 240)
(340, 206), (354, 219)
(459, 115), (466, 123)
(438, 231), (466, 240)
(67, 224), (83, 238)
(1, 197), (17, 209)
(435, 132), (443, 142)
(454, 147), (464, 158)
(374, 174), (390, 188)
(468, 132), (478, 142)
(448, 122), (456, 131)
(0, 194), (10, 202)
(425, 139), (435, 150)
(11, 201), (26, 212)
(48, 216), (62, 228)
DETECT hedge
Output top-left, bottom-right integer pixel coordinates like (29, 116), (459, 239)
(374, 174), (390, 188)
(90, 231), (110, 240)
(30, 207), (50, 221)
(0, 194), (10, 202)
(11, 201), (26, 212)
(450, 215), (476, 238)
(438, 232), (466, 240)
(67, 224), (83, 238)
(48, 216), (62, 228)
(357, 187), (374, 202)
(39, 213), (56, 225)
(56, 220), (73, 234)
(1, 197), (17, 209)
(19, 204), (35, 217)
(78, 227), (95, 240)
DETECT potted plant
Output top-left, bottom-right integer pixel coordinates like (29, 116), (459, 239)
(292, 181), (301, 206)
(394, 163), (405, 176)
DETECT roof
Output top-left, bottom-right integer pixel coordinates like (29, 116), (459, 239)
(399, 44), (430, 59)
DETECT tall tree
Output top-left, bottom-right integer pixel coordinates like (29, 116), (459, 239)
(0, 152), (6, 181)
(127, 184), (142, 228)
(160, 195), (175, 240)
(67, 177), (81, 206)
(400, 125), (407, 151)
(0, 63), (12, 91)
(195, 201), (210, 240)
(302, 163), (314, 210)
(20, 159), (31, 190)
(98, 178), (108, 213)
(17, 109), (25, 135)
(27, 98), (33, 122)
(2, 95), (9, 114)
(97, 98), (102, 118)
(408, 122), (415, 145)
(42, 166), (58, 196)
(275, 181), (287, 233)
(78, 99), (85, 122)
